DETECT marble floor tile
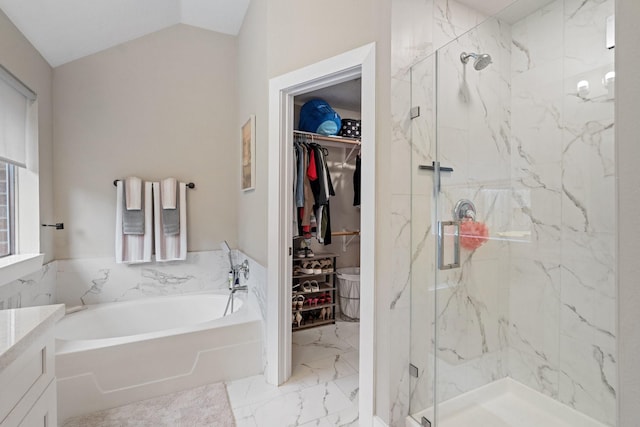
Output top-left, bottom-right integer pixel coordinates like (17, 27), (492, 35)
(292, 325), (358, 366)
(226, 372), (299, 409)
(288, 354), (358, 389)
(233, 381), (353, 427)
(341, 350), (360, 373)
(230, 321), (361, 427)
(334, 373), (360, 404)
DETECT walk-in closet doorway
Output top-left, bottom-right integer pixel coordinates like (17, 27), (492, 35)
(267, 43), (376, 426)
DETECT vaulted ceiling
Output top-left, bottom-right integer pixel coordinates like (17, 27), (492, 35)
(0, 0), (250, 67)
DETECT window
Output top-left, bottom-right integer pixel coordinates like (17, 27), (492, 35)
(0, 63), (42, 286)
(0, 161), (14, 257)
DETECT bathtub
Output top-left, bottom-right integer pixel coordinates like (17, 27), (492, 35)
(55, 292), (263, 422)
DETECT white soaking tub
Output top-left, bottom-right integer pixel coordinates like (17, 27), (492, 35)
(55, 292), (262, 423)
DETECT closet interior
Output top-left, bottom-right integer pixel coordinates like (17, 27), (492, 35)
(291, 78), (362, 332)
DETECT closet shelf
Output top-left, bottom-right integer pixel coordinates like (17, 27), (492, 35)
(333, 230), (360, 252)
(293, 318), (336, 331)
(293, 130), (360, 148)
(293, 272), (337, 279)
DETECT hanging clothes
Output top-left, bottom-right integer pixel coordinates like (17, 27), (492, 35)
(295, 143), (304, 208)
(353, 154), (361, 207)
(291, 136), (338, 245)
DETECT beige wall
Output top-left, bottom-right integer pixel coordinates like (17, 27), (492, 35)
(236, 0), (389, 269)
(53, 24), (238, 259)
(0, 9), (54, 263)
(237, 0), (269, 265)
(616, 0), (640, 424)
(266, 0), (380, 78)
(237, 0), (392, 421)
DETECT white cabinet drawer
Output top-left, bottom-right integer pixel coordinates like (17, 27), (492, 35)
(18, 380), (57, 427)
(0, 335), (54, 427)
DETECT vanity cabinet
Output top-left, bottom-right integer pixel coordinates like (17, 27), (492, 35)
(0, 305), (64, 427)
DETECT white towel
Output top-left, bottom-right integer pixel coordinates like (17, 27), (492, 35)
(161, 177), (177, 209)
(153, 181), (187, 262)
(115, 181), (152, 264)
(125, 176), (142, 210)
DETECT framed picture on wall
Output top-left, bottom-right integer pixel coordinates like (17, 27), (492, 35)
(241, 115), (256, 191)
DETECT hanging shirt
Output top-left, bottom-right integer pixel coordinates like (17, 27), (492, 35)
(295, 143), (305, 207)
(353, 154), (361, 206)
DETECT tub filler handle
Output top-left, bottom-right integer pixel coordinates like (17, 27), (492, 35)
(223, 258), (250, 316)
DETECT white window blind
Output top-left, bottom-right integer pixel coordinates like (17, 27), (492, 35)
(0, 65), (36, 168)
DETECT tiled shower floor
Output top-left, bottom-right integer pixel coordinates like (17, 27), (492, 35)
(227, 320), (360, 427)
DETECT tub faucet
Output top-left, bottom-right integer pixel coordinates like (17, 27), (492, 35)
(223, 260), (249, 316)
(221, 241), (250, 316)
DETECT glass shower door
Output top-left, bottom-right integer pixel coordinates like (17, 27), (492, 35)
(431, 15), (512, 421)
(410, 12), (512, 426)
(409, 52), (439, 426)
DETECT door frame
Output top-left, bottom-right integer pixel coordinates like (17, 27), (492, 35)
(267, 43), (377, 425)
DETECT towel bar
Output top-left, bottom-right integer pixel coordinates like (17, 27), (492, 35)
(113, 180), (195, 189)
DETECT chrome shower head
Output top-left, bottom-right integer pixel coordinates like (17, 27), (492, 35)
(460, 52), (493, 70)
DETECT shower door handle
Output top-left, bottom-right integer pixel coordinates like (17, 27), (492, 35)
(438, 220), (460, 270)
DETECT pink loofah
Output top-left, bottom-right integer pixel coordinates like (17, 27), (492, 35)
(459, 220), (489, 250)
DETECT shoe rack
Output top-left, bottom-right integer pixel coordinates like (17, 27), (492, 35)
(291, 249), (337, 331)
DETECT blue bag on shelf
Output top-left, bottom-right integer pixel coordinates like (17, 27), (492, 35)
(298, 99), (342, 136)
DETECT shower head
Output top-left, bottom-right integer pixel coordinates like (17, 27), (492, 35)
(460, 52), (493, 70)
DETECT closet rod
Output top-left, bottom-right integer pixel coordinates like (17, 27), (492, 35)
(293, 130), (360, 146)
(331, 230), (360, 237)
(113, 180), (195, 189)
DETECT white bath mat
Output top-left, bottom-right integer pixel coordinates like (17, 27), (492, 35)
(62, 382), (236, 427)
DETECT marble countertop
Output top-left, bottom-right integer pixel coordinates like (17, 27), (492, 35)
(0, 304), (65, 370)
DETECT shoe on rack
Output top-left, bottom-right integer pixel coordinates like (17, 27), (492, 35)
(310, 280), (320, 292)
(311, 261), (322, 275)
(305, 247), (315, 258)
(320, 259), (333, 273)
(301, 281), (312, 293)
(300, 262), (314, 275)
(295, 310), (303, 328)
(295, 248), (306, 258)
(293, 265), (305, 276)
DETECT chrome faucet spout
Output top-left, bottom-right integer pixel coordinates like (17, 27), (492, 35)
(220, 244), (250, 316)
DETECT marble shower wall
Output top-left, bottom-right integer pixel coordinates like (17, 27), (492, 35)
(397, 0), (616, 425)
(508, 0), (616, 424)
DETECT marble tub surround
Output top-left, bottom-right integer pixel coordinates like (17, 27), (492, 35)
(0, 304), (64, 369)
(55, 249), (265, 308)
(0, 261), (57, 309)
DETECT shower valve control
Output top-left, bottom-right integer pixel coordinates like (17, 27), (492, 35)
(454, 199), (477, 221)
